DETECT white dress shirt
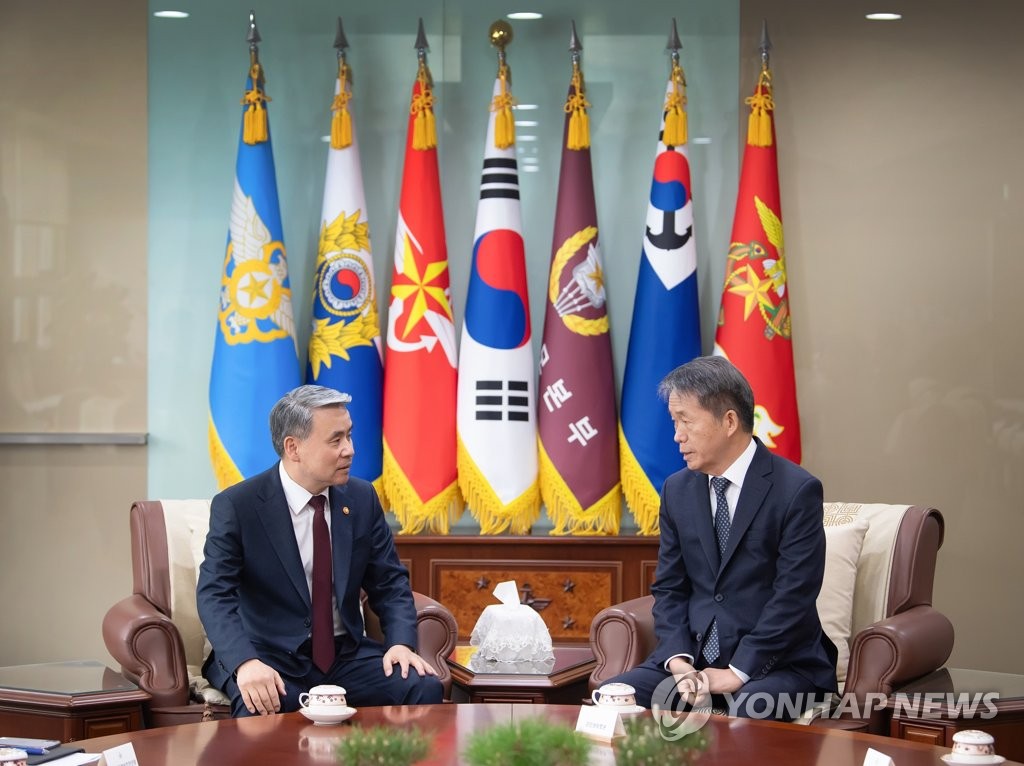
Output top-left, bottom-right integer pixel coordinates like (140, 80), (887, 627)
(278, 462), (345, 637)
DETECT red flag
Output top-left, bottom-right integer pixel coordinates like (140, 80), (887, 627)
(382, 59), (462, 533)
(714, 65), (801, 462)
(537, 58), (621, 535)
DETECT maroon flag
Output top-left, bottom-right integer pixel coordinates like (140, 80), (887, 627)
(537, 33), (621, 535)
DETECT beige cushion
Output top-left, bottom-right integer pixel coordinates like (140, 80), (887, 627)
(818, 505), (869, 684)
(161, 499), (231, 707)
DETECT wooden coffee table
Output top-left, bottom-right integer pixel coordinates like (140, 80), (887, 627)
(0, 660), (149, 741)
(446, 645), (596, 704)
(886, 667), (1024, 761)
(62, 703), (1022, 765)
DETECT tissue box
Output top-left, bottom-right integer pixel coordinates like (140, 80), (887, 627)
(469, 581), (555, 663)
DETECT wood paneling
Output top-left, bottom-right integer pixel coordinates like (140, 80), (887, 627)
(395, 536), (659, 643)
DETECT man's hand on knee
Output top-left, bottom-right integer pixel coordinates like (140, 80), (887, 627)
(235, 658), (286, 715)
(703, 667), (744, 695)
(382, 645), (438, 679)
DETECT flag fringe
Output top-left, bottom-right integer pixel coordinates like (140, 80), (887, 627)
(371, 476), (385, 510)
(564, 67), (590, 151)
(745, 69), (774, 147)
(330, 62), (353, 149)
(618, 425), (661, 536)
(411, 61), (437, 151)
(662, 62), (688, 146)
(208, 415), (244, 490)
(458, 437), (540, 535)
(538, 440), (621, 535)
(492, 62), (516, 149)
(241, 63), (270, 145)
(383, 440), (462, 534)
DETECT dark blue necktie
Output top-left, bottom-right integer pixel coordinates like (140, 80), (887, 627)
(703, 476), (731, 664)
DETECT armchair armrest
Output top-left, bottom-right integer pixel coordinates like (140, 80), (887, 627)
(413, 592), (457, 698)
(102, 594), (190, 709)
(839, 606), (954, 734)
(589, 595), (656, 690)
(845, 605), (954, 697)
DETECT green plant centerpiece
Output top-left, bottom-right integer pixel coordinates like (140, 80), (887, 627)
(616, 715), (711, 765)
(335, 724), (430, 766)
(464, 717), (592, 766)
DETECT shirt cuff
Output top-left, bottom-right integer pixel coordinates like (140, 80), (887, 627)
(663, 653), (695, 672)
(729, 664), (750, 684)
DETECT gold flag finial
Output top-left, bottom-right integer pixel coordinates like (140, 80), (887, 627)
(329, 17), (353, 149)
(411, 18), (437, 150)
(241, 11), (270, 145)
(745, 19), (775, 147)
(663, 18), (688, 146)
(564, 20), (590, 150)
(489, 20), (516, 149)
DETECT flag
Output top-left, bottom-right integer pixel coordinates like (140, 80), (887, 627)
(209, 47), (301, 489)
(382, 51), (462, 533)
(714, 62), (802, 462)
(537, 55), (621, 535)
(306, 53), (384, 493)
(457, 69), (540, 535)
(620, 66), (702, 536)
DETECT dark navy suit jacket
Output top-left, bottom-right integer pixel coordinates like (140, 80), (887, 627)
(649, 439), (837, 692)
(196, 465), (418, 691)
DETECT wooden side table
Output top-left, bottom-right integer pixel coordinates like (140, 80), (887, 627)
(0, 660), (149, 741)
(447, 645), (596, 704)
(886, 668), (1024, 762)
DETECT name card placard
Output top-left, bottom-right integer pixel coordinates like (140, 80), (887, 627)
(575, 705), (626, 741)
(863, 748), (895, 766)
(103, 743), (140, 766)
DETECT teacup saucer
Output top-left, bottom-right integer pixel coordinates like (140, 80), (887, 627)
(940, 755), (1005, 765)
(597, 704), (646, 715)
(299, 705), (356, 726)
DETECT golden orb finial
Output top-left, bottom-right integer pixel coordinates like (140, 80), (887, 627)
(489, 20), (513, 50)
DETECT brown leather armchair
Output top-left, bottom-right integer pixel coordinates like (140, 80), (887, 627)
(588, 503), (954, 734)
(103, 500), (458, 727)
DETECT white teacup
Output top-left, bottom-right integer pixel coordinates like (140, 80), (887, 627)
(951, 730), (996, 761)
(299, 684), (348, 709)
(591, 682), (637, 708)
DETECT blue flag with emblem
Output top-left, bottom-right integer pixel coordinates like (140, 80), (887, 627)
(620, 65), (702, 535)
(209, 42), (300, 490)
(306, 49), (384, 493)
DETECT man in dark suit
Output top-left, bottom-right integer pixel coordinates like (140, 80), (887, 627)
(609, 356), (836, 719)
(197, 385), (443, 716)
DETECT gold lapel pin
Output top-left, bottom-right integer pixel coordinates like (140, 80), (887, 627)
(342, 506), (350, 515)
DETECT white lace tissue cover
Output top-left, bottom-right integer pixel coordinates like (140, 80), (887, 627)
(469, 580), (555, 663)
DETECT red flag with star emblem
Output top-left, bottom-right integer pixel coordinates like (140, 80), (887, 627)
(714, 63), (801, 462)
(382, 61), (462, 533)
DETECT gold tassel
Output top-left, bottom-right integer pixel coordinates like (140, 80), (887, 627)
(539, 441), (621, 535)
(241, 63), (270, 145)
(492, 62), (515, 149)
(411, 61), (437, 151)
(662, 62), (688, 146)
(745, 69), (774, 147)
(330, 62), (353, 149)
(618, 426), (662, 536)
(383, 440), (462, 534)
(458, 437), (540, 535)
(564, 66), (590, 150)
